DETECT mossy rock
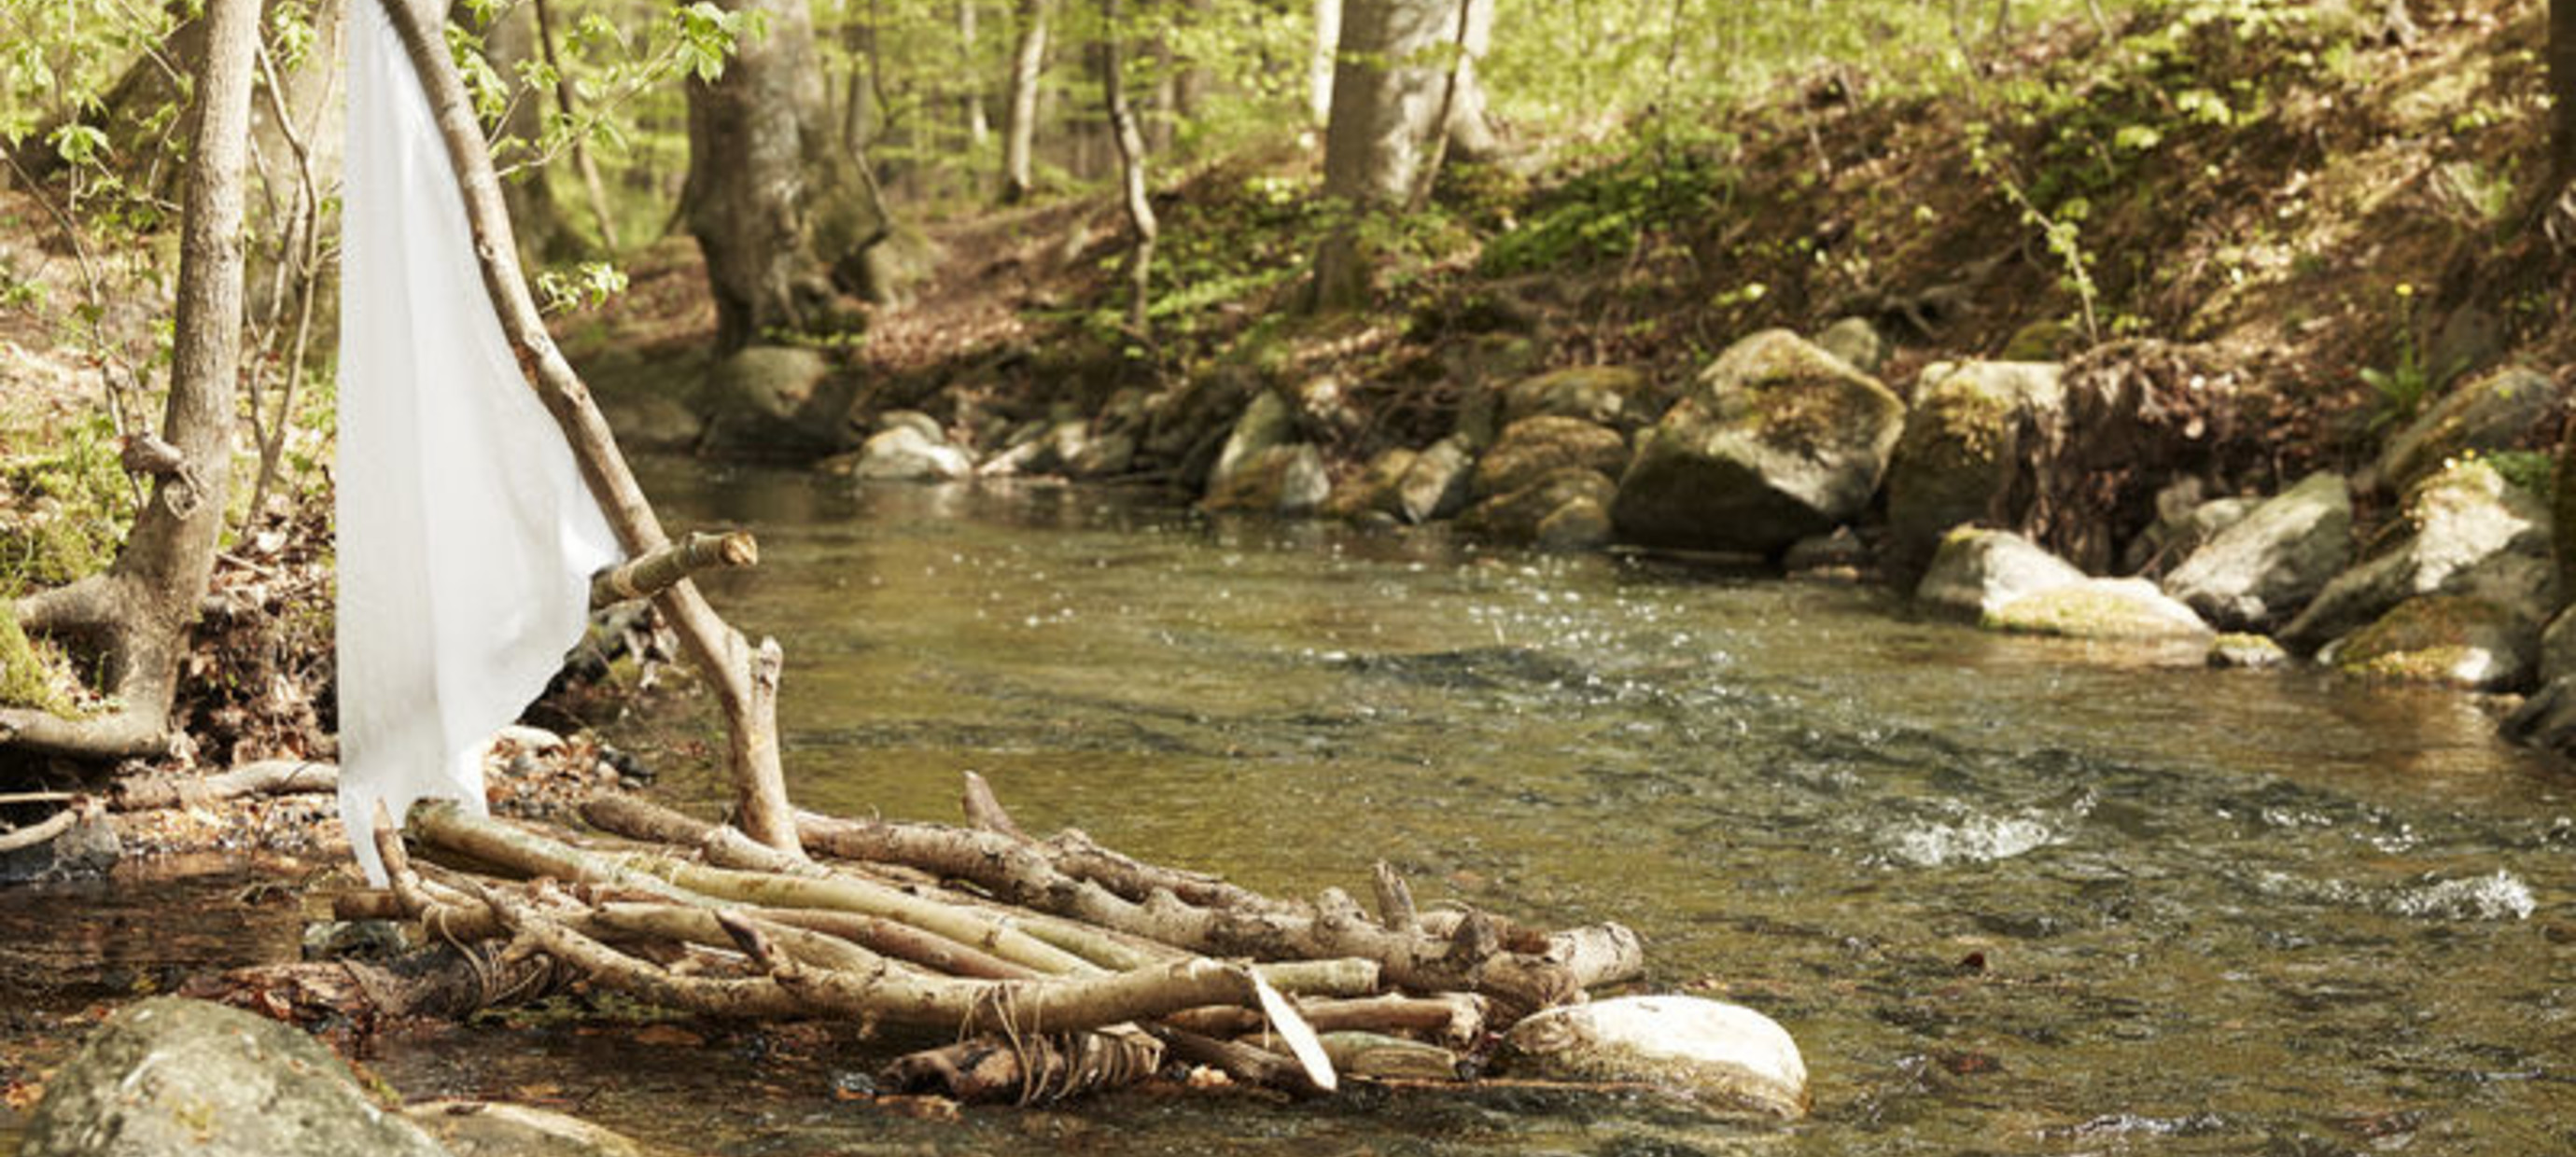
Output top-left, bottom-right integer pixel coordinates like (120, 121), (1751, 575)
(2329, 594), (2536, 690)
(1883, 360), (2065, 576)
(1461, 467), (1617, 545)
(1984, 578), (2211, 641)
(2207, 633), (2289, 669)
(1472, 416), (1628, 500)
(1323, 447), (1420, 521)
(1500, 366), (1653, 431)
(1611, 329), (1905, 553)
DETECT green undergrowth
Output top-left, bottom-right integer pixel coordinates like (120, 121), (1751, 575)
(0, 412), (134, 598)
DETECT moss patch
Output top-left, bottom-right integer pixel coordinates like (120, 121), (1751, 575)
(2331, 594), (2527, 688)
(1984, 581), (2206, 641)
(0, 610), (71, 715)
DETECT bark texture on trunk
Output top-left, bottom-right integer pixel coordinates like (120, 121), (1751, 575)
(683, 0), (885, 352)
(1319, 0), (1489, 205)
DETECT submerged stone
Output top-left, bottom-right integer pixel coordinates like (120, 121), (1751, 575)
(1497, 996), (1808, 1119)
(403, 1101), (645, 1157)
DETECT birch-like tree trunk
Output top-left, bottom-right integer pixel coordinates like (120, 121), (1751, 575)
(999, 0), (1050, 202)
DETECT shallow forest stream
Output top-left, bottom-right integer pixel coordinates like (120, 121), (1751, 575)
(10, 467), (2576, 1154)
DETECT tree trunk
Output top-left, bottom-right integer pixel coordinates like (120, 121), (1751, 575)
(1308, 0), (1490, 311)
(683, 0), (886, 353)
(999, 0), (1049, 202)
(1320, 0), (1488, 206)
(0, 0), (257, 761)
(1101, 0), (1156, 336)
(2554, 0), (2576, 187)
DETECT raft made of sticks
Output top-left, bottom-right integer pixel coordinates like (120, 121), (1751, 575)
(326, 773), (1645, 1105)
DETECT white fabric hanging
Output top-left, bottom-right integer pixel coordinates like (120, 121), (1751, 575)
(336, 0), (621, 884)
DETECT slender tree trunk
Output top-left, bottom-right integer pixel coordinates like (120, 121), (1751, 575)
(2554, 0), (2576, 187)
(1309, 0), (1339, 125)
(958, 0), (991, 149)
(1101, 0), (1156, 336)
(999, 0), (1049, 202)
(0, 0), (257, 760)
(533, 0), (623, 252)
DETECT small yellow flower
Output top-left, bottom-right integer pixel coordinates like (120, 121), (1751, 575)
(2395, 283), (2415, 299)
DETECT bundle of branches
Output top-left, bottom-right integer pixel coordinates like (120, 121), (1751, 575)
(305, 774), (1643, 1106)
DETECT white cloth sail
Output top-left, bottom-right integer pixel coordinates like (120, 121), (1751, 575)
(336, 0), (621, 884)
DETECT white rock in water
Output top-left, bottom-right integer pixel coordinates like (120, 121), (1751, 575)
(1499, 995), (1809, 1119)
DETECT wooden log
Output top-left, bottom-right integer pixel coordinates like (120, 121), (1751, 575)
(796, 808), (1617, 1014)
(881, 1028), (1164, 1104)
(588, 531), (757, 609)
(111, 759), (336, 811)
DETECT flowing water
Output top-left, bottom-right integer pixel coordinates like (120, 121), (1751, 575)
(8, 467), (2576, 1155)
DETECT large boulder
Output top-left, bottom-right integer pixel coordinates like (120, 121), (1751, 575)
(1472, 416), (1629, 500)
(1883, 360), (2065, 575)
(699, 344), (855, 459)
(2159, 471), (2353, 630)
(1501, 366), (1653, 431)
(1394, 436), (1477, 523)
(1915, 527), (2087, 618)
(2326, 594), (2538, 690)
(1611, 329), (1906, 554)
(21, 997), (450, 1157)
(1498, 996), (1808, 1119)
(1985, 578), (2213, 641)
(2280, 459), (2556, 653)
(851, 425), (973, 482)
(2371, 365), (2564, 495)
